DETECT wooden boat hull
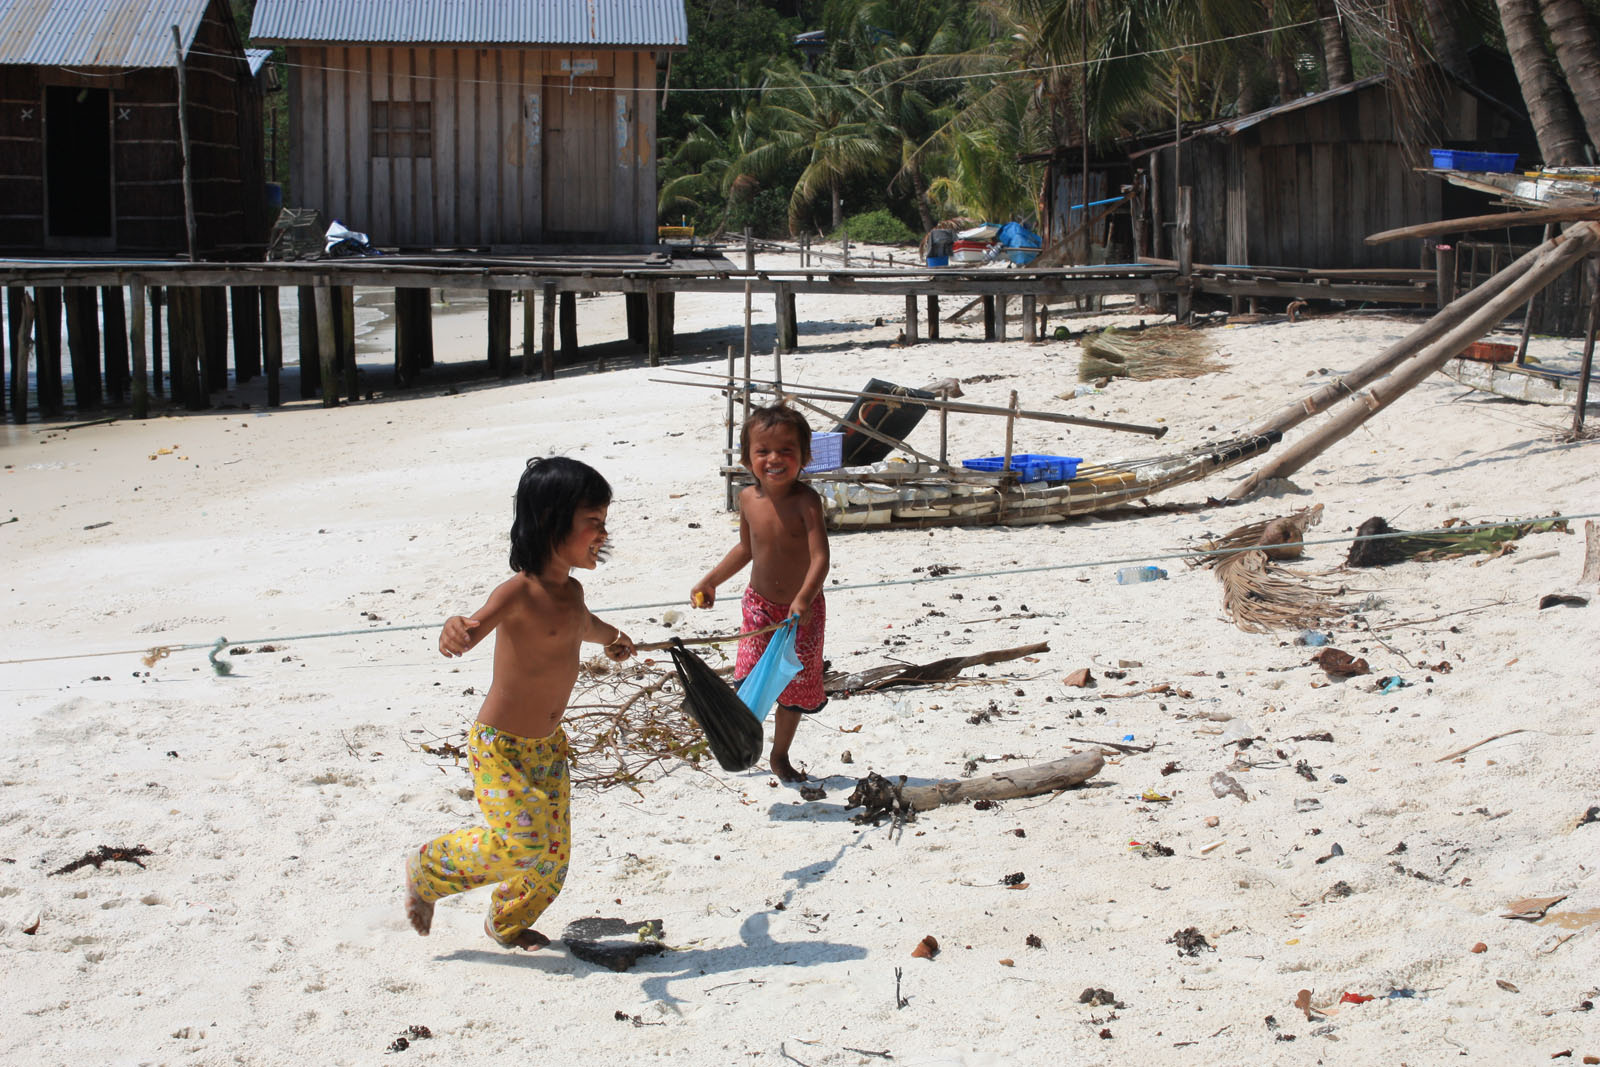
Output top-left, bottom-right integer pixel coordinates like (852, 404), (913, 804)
(1439, 357), (1583, 405)
(814, 432), (1282, 530)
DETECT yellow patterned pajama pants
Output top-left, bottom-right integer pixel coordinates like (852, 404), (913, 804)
(407, 723), (571, 943)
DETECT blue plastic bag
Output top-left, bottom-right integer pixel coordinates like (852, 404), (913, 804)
(737, 619), (802, 722)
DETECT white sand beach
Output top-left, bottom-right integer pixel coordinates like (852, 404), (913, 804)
(3, 255), (1598, 1065)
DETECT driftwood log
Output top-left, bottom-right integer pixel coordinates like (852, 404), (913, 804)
(848, 751), (1104, 820)
(824, 642), (1048, 694)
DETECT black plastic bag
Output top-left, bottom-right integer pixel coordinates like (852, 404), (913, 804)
(668, 639), (763, 772)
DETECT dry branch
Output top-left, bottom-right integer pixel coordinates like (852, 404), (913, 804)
(823, 643), (1048, 695)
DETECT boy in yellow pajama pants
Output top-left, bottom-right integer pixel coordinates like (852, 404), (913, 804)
(405, 457), (634, 949)
(407, 724), (571, 945)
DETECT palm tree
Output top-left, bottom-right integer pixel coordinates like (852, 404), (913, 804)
(1314, 0), (1354, 87)
(1494, 0), (1587, 164)
(740, 70), (890, 232)
(1538, 0), (1600, 152)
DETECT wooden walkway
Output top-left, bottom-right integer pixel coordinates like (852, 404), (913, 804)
(0, 251), (1439, 423)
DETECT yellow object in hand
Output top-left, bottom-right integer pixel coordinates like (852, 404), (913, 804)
(693, 591), (708, 607)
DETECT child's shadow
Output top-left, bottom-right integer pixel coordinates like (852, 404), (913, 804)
(437, 841), (871, 995)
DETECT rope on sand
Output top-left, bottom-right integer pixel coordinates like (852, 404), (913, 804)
(3, 509), (1597, 673)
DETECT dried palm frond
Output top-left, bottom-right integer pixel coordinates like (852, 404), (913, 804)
(1078, 326), (1227, 382)
(1190, 505), (1324, 567)
(1347, 516), (1569, 567)
(1216, 549), (1350, 634)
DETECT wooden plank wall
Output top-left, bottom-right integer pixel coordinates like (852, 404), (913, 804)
(290, 46), (659, 247)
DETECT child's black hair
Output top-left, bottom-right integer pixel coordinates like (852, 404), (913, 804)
(509, 456), (612, 575)
(739, 404), (813, 468)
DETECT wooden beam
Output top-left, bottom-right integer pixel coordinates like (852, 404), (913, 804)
(487, 289), (512, 377)
(1366, 203), (1600, 245)
(541, 281), (556, 381)
(230, 286), (260, 384)
(101, 286), (128, 404)
(314, 285), (338, 407)
(904, 293), (918, 345)
(9, 289), (32, 420)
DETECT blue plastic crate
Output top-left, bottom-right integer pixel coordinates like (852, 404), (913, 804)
(961, 453), (1082, 483)
(1430, 149), (1518, 173)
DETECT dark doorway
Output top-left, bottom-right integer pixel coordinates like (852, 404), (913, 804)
(45, 85), (113, 241)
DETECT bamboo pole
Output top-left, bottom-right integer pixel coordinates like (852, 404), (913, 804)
(1366, 204), (1600, 244)
(1245, 237), (1553, 438)
(658, 367), (1168, 437)
(130, 280), (147, 419)
(1003, 390), (1018, 473)
(1232, 223), (1600, 498)
(171, 26), (198, 260)
(725, 344), (736, 511)
(1572, 257), (1597, 438)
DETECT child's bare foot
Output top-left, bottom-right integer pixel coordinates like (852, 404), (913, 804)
(404, 874), (433, 936)
(486, 917), (550, 950)
(771, 755), (806, 783)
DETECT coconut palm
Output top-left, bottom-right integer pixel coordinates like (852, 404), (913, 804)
(1494, 0), (1587, 164)
(1538, 0), (1600, 151)
(739, 69), (891, 232)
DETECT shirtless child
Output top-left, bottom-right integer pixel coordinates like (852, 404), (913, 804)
(692, 405), (831, 782)
(404, 457), (634, 949)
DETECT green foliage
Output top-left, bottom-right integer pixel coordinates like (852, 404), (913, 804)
(661, 0), (808, 145)
(725, 187), (794, 238)
(833, 209), (917, 244)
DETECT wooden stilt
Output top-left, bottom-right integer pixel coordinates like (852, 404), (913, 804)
(982, 295), (996, 341)
(521, 289), (538, 376)
(260, 285), (282, 407)
(314, 285), (338, 407)
(1571, 257), (1598, 438)
(1003, 390), (1018, 472)
(927, 294), (939, 341)
(8, 289), (32, 421)
(541, 282), (556, 380)
(559, 291), (577, 361)
(487, 290), (512, 378)
(394, 288), (416, 388)
(1040, 304), (1051, 339)
(149, 287), (164, 397)
(782, 288), (796, 352)
(624, 292), (648, 346)
(905, 294), (919, 345)
(296, 287), (319, 398)
(0, 291), (6, 420)
(35, 287), (64, 416)
(1176, 186), (1193, 322)
(102, 286), (129, 404)
(1022, 295), (1037, 342)
(663, 292), (676, 358)
(774, 283), (793, 355)
(1434, 244), (1457, 309)
(129, 281), (147, 418)
(339, 286), (357, 402)
(725, 344), (736, 511)
(647, 282), (662, 367)
(64, 287), (102, 411)
(996, 295), (1008, 342)
(174, 287), (207, 411)
(230, 286), (261, 384)
(1516, 224), (1556, 364)
(202, 286), (227, 393)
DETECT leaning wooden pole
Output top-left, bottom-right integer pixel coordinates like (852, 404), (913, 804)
(1232, 223), (1600, 498)
(171, 26), (198, 261)
(1244, 236), (1552, 439)
(1571, 257), (1598, 438)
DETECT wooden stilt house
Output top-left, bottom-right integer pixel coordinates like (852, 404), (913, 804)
(249, 1), (689, 249)
(0, 0), (266, 257)
(1133, 65), (1538, 270)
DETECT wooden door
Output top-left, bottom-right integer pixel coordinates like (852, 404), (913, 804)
(542, 77), (613, 243)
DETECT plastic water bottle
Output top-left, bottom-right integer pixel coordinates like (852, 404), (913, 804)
(1115, 565), (1167, 585)
(1294, 630), (1330, 647)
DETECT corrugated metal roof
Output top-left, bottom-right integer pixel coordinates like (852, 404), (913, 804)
(0, 0), (214, 68)
(250, 0), (688, 49)
(245, 47), (272, 75)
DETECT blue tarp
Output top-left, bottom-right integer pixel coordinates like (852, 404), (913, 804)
(996, 221), (1042, 265)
